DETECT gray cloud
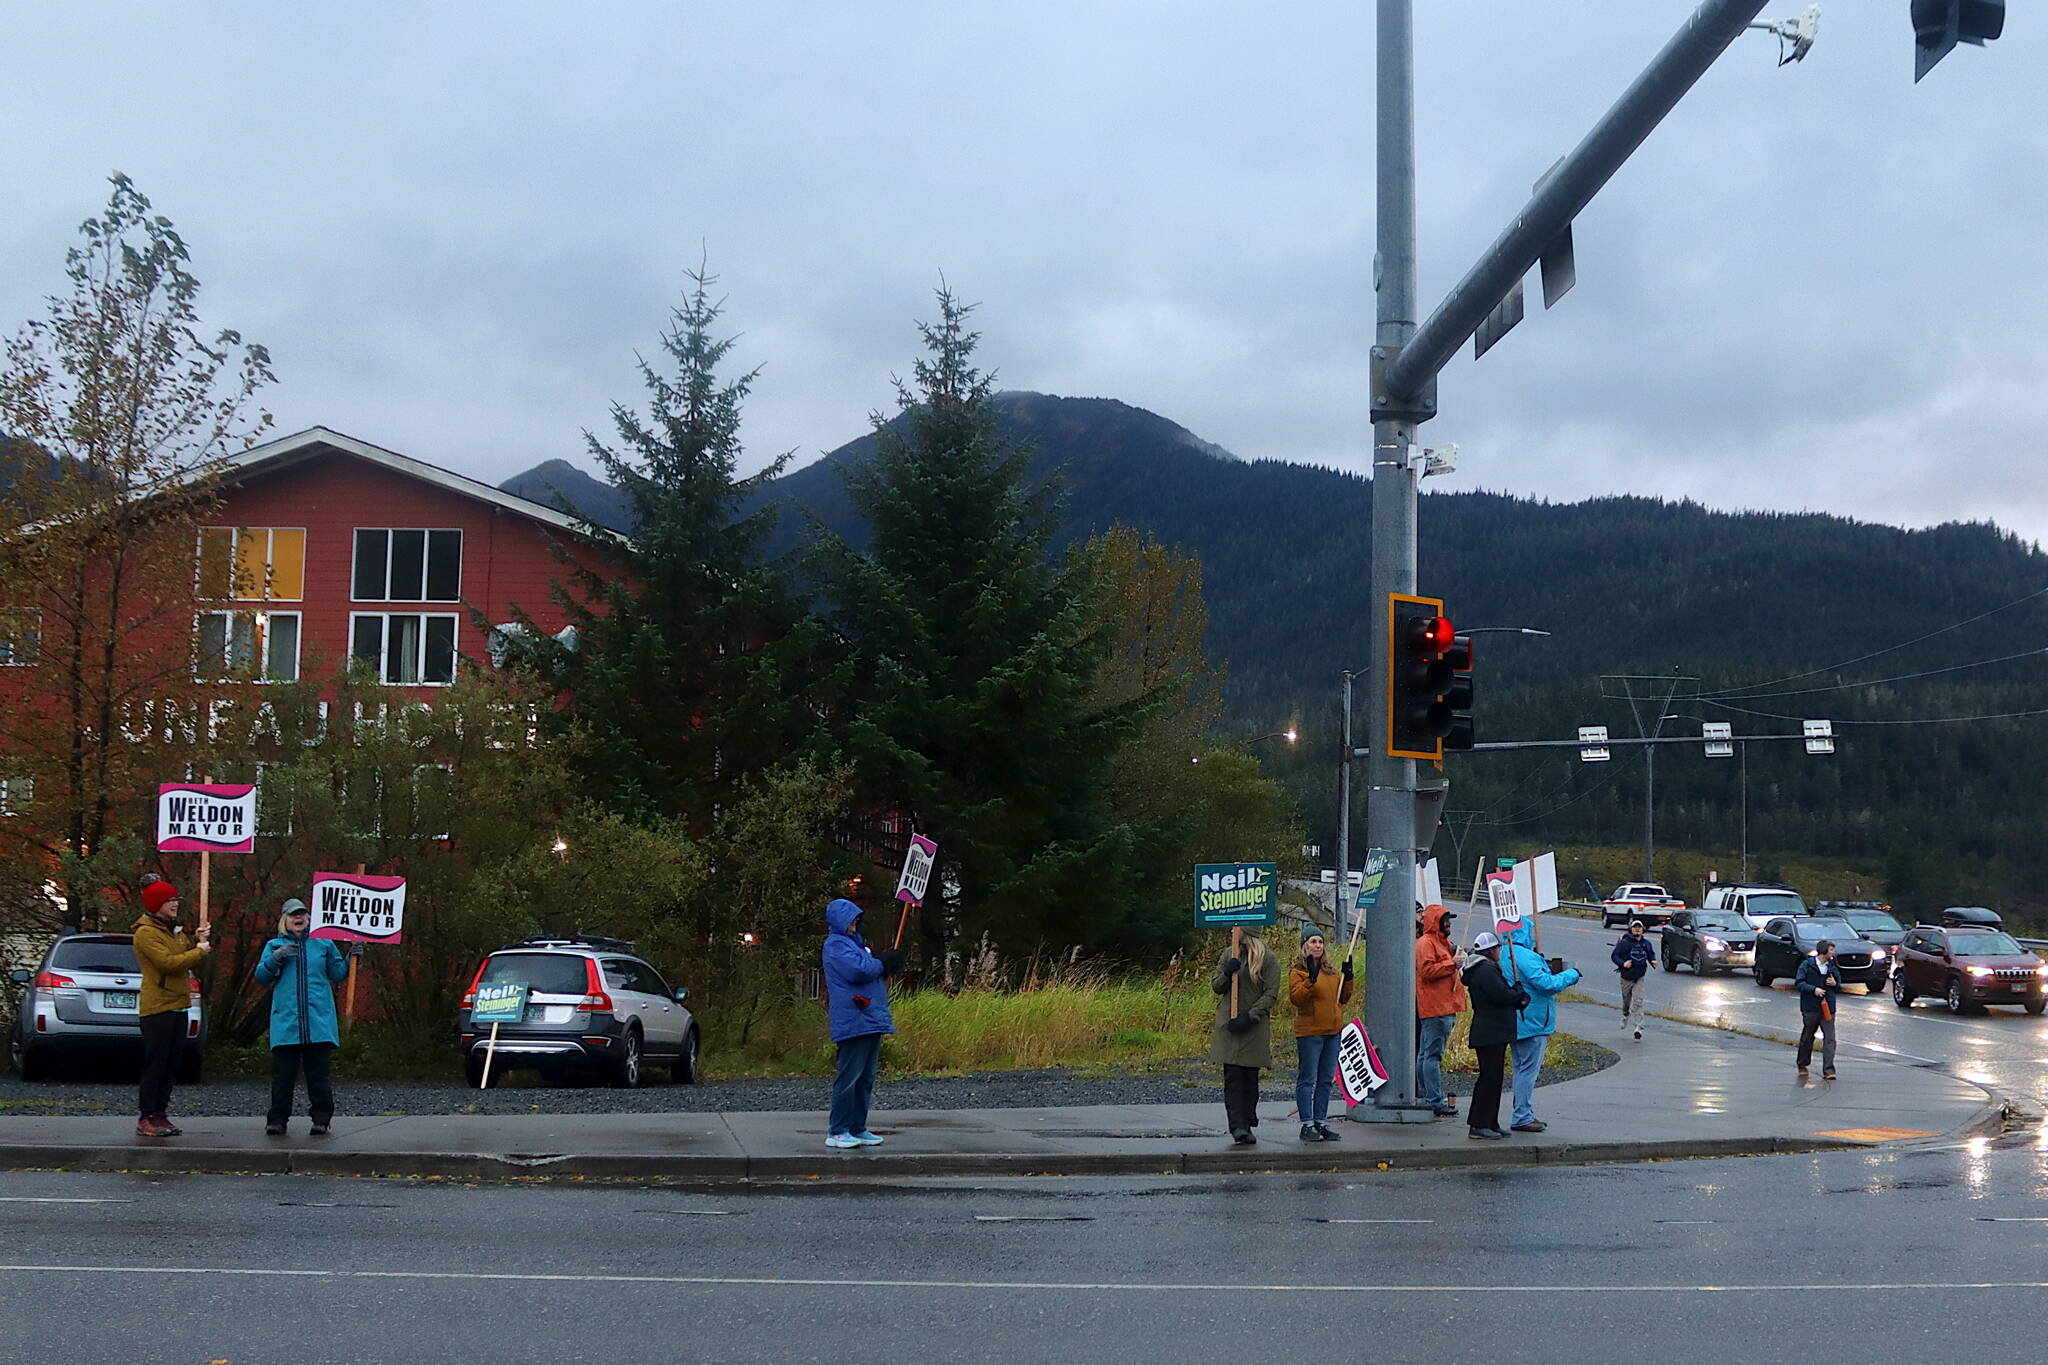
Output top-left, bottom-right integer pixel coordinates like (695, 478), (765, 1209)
(3, 3), (2041, 540)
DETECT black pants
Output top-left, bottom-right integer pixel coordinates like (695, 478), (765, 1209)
(269, 1043), (337, 1124)
(137, 1011), (186, 1119)
(1467, 1043), (1508, 1133)
(1222, 1064), (1262, 1133)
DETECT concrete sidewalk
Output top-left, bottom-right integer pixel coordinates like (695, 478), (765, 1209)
(0, 1004), (2005, 1181)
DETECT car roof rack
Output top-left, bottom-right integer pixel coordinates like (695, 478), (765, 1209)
(508, 933), (637, 953)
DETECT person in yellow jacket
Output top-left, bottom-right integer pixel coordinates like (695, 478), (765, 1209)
(131, 880), (210, 1137)
(1288, 931), (1355, 1142)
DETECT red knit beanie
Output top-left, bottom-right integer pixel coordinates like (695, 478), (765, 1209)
(141, 882), (179, 914)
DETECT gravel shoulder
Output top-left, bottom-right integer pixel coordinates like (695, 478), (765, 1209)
(0, 1034), (1616, 1118)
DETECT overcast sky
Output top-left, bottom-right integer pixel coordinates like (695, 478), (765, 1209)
(4, 4), (2041, 542)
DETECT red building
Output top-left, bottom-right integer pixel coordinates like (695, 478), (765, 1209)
(183, 426), (617, 693)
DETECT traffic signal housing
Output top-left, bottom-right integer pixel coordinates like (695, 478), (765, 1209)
(1387, 594), (1457, 760)
(1913, 0), (2004, 82)
(1443, 631), (1476, 752)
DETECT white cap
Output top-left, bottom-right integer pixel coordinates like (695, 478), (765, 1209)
(1472, 930), (1502, 951)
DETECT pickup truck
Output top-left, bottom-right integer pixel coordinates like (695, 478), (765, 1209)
(1658, 908), (1758, 976)
(1600, 882), (1686, 929)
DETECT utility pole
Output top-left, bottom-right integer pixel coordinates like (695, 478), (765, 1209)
(1334, 670), (1353, 941)
(1361, 0), (1777, 1122)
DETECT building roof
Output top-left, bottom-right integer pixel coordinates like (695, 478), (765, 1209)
(221, 427), (615, 541)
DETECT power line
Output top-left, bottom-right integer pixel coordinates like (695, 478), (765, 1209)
(1701, 697), (2048, 726)
(1723, 645), (2048, 699)
(1700, 585), (2048, 700)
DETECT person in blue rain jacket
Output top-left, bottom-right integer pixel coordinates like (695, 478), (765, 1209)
(821, 898), (905, 1149)
(253, 898), (352, 1136)
(1503, 920), (1581, 1134)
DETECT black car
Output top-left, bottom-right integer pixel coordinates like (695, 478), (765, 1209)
(1660, 908), (1757, 975)
(1753, 917), (1889, 991)
(1826, 906), (1906, 982)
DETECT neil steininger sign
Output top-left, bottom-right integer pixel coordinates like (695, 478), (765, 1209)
(309, 873), (408, 945)
(156, 783), (258, 854)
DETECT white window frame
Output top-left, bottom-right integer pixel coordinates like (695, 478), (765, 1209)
(195, 526), (307, 602)
(351, 528), (463, 603)
(349, 611), (460, 686)
(0, 775), (32, 816)
(194, 609), (302, 683)
(0, 610), (40, 666)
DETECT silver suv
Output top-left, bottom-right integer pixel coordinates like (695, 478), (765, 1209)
(8, 933), (207, 1082)
(457, 935), (698, 1089)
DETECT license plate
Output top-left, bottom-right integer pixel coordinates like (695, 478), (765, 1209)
(102, 992), (137, 1010)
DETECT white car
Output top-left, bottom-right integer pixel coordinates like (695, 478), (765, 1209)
(1601, 883), (1685, 929)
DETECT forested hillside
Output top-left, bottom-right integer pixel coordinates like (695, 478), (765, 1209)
(503, 391), (2048, 917)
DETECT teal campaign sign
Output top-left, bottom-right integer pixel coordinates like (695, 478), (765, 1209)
(1194, 862), (1279, 927)
(472, 981), (529, 1025)
(1354, 849), (1397, 915)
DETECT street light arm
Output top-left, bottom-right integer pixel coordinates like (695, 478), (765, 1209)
(1382, 0), (1771, 402)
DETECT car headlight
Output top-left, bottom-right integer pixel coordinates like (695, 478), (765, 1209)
(1967, 966), (1994, 978)
(2034, 964), (2048, 978)
(1869, 947), (1887, 959)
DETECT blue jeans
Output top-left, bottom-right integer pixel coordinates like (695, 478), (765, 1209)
(1415, 1014), (1456, 1107)
(829, 1032), (883, 1136)
(1510, 1034), (1549, 1127)
(1295, 1033), (1342, 1123)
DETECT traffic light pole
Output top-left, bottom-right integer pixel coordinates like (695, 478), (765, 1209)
(1360, 0), (1771, 1122)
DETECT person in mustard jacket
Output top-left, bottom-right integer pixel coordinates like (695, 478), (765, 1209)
(1211, 932), (1282, 1145)
(131, 880), (210, 1138)
(1288, 931), (1354, 1141)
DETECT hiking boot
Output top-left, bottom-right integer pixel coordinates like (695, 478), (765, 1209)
(1299, 1123), (1320, 1142)
(1231, 1128), (1255, 1146)
(1511, 1120), (1548, 1133)
(265, 1121), (287, 1136)
(154, 1115), (182, 1136)
(1468, 1127), (1507, 1140)
(310, 1124), (331, 1136)
(1314, 1123), (1341, 1142)
(136, 1117), (169, 1138)
(1823, 1069), (1837, 1080)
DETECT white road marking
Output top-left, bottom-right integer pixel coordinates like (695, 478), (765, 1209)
(0, 1198), (136, 1205)
(1309, 1218), (1435, 1225)
(4, 1265), (2048, 1294)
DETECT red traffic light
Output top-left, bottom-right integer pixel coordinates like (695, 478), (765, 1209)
(1406, 614), (1455, 655)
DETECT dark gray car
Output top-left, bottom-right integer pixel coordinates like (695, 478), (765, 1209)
(1660, 908), (1757, 975)
(8, 933), (206, 1081)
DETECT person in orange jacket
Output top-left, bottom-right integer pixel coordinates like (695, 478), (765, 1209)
(1414, 903), (1467, 1118)
(1288, 931), (1355, 1141)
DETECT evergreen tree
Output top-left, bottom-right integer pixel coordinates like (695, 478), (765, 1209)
(814, 289), (1139, 957)
(516, 269), (815, 827)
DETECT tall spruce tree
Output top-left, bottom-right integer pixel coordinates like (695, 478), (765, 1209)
(521, 270), (814, 827)
(814, 289), (1139, 957)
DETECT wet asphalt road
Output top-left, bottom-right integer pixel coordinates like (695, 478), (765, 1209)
(4, 1129), (2048, 1364)
(1534, 913), (2048, 1110)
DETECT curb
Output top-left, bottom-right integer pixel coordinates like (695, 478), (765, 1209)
(0, 1132), (1875, 1183)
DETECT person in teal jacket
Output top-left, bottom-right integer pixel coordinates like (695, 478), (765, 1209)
(1503, 920), (1581, 1133)
(253, 899), (351, 1136)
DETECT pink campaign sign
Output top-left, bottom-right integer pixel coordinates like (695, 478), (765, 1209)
(156, 783), (257, 854)
(308, 873), (408, 945)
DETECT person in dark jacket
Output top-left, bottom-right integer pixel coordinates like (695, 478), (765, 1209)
(1460, 931), (1529, 1140)
(1212, 933), (1282, 1145)
(253, 899), (352, 1135)
(1611, 920), (1656, 1041)
(1795, 939), (1843, 1080)
(821, 898), (905, 1149)
(131, 880), (210, 1138)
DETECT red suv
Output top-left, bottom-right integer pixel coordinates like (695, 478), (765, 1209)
(1892, 925), (2048, 1015)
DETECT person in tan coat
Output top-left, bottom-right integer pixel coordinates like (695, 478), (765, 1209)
(1414, 904), (1467, 1118)
(131, 880), (210, 1137)
(1288, 931), (1354, 1141)
(1211, 932), (1281, 1146)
